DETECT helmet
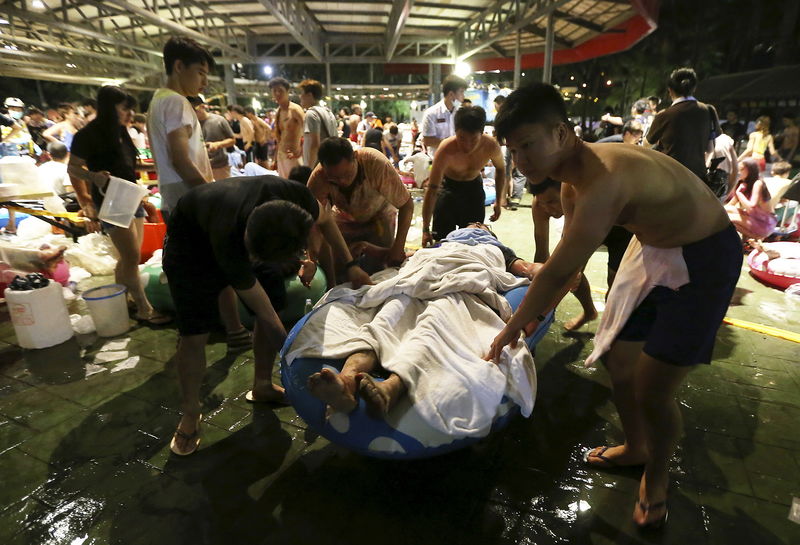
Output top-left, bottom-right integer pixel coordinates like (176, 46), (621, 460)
(4, 97), (24, 109)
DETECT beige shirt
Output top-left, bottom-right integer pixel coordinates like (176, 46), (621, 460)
(308, 147), (410, 223)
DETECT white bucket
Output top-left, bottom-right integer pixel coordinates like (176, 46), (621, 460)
(98, 176), (148, 228)
(82, 284), (130, 337)
(5, 282), (74, 349)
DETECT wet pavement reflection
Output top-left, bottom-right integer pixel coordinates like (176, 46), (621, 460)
(0, 194), (798, 544)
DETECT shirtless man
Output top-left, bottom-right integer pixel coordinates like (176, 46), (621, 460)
(348, 104), (362, 143)
(486, 84), (740, 529)
(307, 222), (541, 418)
(245, 106), (272, 167)
(422, 106), (505, 246)
(268, 77), (304, 178)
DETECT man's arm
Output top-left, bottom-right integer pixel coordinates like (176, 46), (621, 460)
(241, 118), (254, 151)
(42, 123), (62, 143)
(304, 131), (320, 168)
(315, 200), (373, 288)
(235, 281), (286, 380)
(167, 126), (208, 187)
(531, 204), (551, 263)
(66, 155), (103, 233)
(284, 108), (304, 159)
(388, 196), (413, 265)
(488, 139), (506, 220)
(421, 147), (446, 246)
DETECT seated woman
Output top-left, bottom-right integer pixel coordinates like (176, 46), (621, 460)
(725, 158), (777, 240)
(306, 223), (552, 420)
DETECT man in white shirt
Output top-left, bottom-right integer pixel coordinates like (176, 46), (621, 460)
(421, 75), (468, 155)
(146, 36), (213, 216)
(357, 112), (375, 145)
(38, 142), (71, 195)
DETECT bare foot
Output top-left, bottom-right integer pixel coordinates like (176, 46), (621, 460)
(170, 413), (201, 456)
(564, 310), (598, 332)
(38, 245), (67, 270)
(307, 368), (357, 413)
(246, 383), (287, 404)
(633, 473), (668, 528)
(358, 373), (405, 419)
(583, 444), (648, 468)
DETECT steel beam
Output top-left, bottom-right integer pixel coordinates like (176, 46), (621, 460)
(456, 0), (571, 61)
(385, 0), (415, 61)
(543, 12), (554, 83)
(256, 0), (325, 61)
(553, 9), (605, 33)
(0, 34), (159, 70)
(103, 0), (246, 58)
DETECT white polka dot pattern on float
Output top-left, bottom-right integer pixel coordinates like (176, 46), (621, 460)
(368, 437), (406, 454)
(327, 411), (350, 434)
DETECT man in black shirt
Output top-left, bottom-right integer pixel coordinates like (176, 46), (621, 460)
(164, 176), (373, 455)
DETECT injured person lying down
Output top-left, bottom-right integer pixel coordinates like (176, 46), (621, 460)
(284, 223), (548, 439)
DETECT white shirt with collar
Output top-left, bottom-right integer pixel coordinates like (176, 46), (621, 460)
(421, 99), (455, 153)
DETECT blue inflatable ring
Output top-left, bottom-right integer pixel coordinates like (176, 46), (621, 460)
(279, 285), (554, 460)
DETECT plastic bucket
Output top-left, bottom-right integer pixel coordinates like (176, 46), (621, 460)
(83, 284), (130, 337)
(98, 177), (148, 228)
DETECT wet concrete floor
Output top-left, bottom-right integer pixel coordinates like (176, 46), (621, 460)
(0, 192), (798, 544)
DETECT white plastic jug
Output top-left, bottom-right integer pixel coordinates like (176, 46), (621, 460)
(0, 156), (50, 196)
(98, 176), (148, 228)
(5, 282), (74, 349)
(82, 284), (130, 337)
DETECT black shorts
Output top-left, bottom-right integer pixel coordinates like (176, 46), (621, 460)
(602, 226), (634, 272)
(432, 176), (485, 241)
(162, 208), (288, 336)
(254, 142), (269, 161)
(616, 223), (742, 366)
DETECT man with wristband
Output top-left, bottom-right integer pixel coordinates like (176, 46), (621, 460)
(307, 137), (412, 276)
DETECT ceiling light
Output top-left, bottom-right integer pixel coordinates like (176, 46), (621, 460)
(454, 61), (471, 78)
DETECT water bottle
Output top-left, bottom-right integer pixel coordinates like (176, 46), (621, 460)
(304, 298), (313, 315)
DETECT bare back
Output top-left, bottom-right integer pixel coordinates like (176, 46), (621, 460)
(565, 143), (731, 249)
(436, 134), (502, 181)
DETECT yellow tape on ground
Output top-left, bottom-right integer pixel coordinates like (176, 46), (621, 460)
(4, 205), (86, 222)
(590, 286), (799, 343)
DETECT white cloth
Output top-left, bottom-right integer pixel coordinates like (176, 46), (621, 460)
(421, 100), (455, 153)
(285, 243), (536, 438)
(403, 152), (431, 185)
(585, 236), (690, 367)
(37, 160), (70, 195)
(146, 88), (212, 210)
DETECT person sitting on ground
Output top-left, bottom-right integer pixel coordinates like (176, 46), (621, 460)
(486, 83), (740, 529)
(399, 148), (432, 189)
(164, 175), (373, 456)
(67, 86), (171, 326)
(306, 222), (543, 418)
(422, 106), (506, 245)
(725, 158), (776, 240)
(307, 137), (413, 276)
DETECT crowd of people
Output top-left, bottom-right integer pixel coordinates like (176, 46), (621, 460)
(1, 33), (799, 533)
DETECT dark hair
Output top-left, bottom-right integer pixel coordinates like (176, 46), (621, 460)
(226, 104), (234, 111)
(163, 36), (214, 75)
(442, 74), (468, 96)
(318, 137), (354, 166)
(47, 141), (68, 160)
(245, 200), (314, 263)
(738, 158), (770, 201)
(667, 67), (697, 97)
(231, 105), (245, 115)
(57, 102), (75, 113)
(340, 107), (350, 116)
(632, 99), (648, 115)
(268, 77), (291, 90)
(389, 125), (398, 135)
(622, 120), (643, 135)
(244, 106), (256, 115)
(26, 107), (44, 117)
(494, 83), (568, 141)
(133, 113), (146, 124)
(647, 96), (660, 107)
(298, 79), (323, 101)
(186, 96), (203, 108)
(462, 98), (472, 106)
(493, 95), (506, 105)
(454, 105), (486, 133)
(528, 177), (561, 196)
(288, 165), (313, 185)
(80, 85), (137, 165)
(80, 98), (97, 109)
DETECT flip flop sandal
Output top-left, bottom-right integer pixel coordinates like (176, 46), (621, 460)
(635, 499), (668, 530)
(226, 328), (252, 352)
(136, 312), (173, 326)
(169, 426), (201, 456)
(583, 446), (619, 468)
(244, 390), (290, 405)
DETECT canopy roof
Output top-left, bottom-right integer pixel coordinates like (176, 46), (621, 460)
(696, 64), (800, 105)
(0, 0), (657, 90)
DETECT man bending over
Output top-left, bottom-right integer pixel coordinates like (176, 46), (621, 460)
(485, 84), (740, 529)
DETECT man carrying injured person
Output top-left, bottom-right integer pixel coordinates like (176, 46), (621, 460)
(485, 83), (740, 529)
(306, 222), (542, 419)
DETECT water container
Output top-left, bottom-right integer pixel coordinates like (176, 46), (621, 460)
(98, 176), (148, 228)
(0, 156), (50, 196)
(4, 282), (73, 349)
(82, 284), (130, 337)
